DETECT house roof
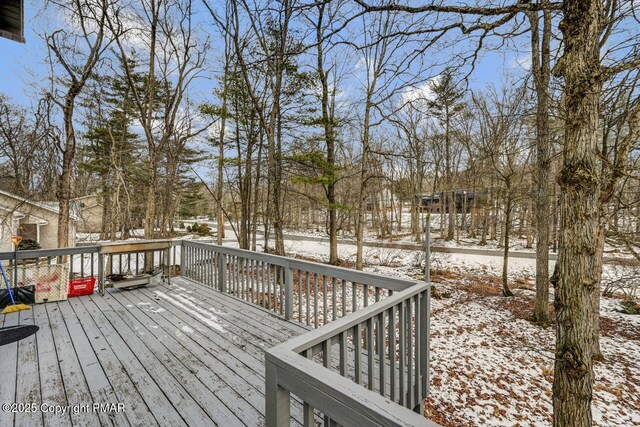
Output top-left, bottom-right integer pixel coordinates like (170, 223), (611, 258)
(0, 189), (79, 220)
(0, 205), (49, 224)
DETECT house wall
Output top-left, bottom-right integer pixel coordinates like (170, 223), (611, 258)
(75, 194), (103, 234)
(0, 192), (76, 251)
(77, 204), (103, 233)
(0, 217), (16, 252)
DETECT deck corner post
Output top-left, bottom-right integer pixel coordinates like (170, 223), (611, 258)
(218, 253), (227, 292)
(284, 266), (294, 320)
(265, 357), (291, 427)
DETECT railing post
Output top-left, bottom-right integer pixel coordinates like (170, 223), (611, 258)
(218, 253), (227, 292)
(97, 253), (104, 296)
(425, 214), (430, 282)
(424, 214), (431, 402)
(265, 358), (291, 427)
(421, 288), (429, 400)
(284, 266), (294, 320)
(180, 241), (186, 276)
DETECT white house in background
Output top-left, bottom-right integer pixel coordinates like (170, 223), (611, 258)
(0, 189), (77, 252)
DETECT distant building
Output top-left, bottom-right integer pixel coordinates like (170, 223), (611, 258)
(0, 190), (77, 251)
(416, 190), (487, 213)
(75, 194), (103, 233)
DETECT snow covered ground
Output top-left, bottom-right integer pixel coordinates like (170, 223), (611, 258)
(423, 277), (639, 427)
(261, 235), (640, 426)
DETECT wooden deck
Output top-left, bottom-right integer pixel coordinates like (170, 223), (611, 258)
(0, 277), (311, 427)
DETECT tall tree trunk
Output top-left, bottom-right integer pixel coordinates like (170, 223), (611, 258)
(356, 91), (374, 270)
(101, 173), (110, 240)
(142, 2), (158, 240)
(529, 6), (552, 324)
(252, 129), (264, 251)
(552, 1), (603, 425)
(217, 71), (228, 245)
(144, 155), (157, 239)
(445, 112), (455, 241)
(502, 192), (514, 297)
(57, 89), (81, 248)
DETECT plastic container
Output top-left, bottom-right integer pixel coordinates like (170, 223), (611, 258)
(68, 277), (96, 297)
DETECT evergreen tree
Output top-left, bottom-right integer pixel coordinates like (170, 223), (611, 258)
(426, 69), (466, 241)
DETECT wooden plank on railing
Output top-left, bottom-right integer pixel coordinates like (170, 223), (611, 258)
(0, 245), (100, 261)
(100, 240), (172, 254)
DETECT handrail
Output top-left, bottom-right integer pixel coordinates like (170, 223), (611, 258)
(279, 283), (426, 354)
(265, 349), (432, 427)
(180, 240), (421, 329)
(265, 283), (432, 426)
(179, 239), (434, 426)
(183, 239), (417, 291)
(0, 245), (101, 261)
(0, 240), (175, 291)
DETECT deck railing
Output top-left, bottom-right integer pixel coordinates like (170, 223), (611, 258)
(0, 240), (173, 289)
(1, 238), (434, 426)
(180, 240), (418, 327)
(265, 284), (434, 427)
(179, 240), (433, 427)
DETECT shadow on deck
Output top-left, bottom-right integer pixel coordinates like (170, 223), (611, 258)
(0, 277), (309, 427)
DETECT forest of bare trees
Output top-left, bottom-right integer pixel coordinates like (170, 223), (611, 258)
(1, 0), (639, 425)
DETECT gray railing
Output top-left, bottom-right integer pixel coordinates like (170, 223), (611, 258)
(179, 240), (434, 427)
(265, 284), (434, 427)
(0, 240), (174, 290)
(1, 238), (434, 426)
(180, 240), (418, 327)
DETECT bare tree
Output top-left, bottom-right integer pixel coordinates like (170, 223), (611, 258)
(0, 95), (58, 198)
(45, 0), (116, 247)
(473, 84), (530, 297)
(527, 3), (553, 325)
(310, 1), (344, 264)
(353, 9), (416, 269)
(353, 0), (639, 424)
(205, 0), (297, 255)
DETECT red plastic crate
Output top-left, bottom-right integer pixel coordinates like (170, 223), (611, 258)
(68, 277), (96, 297)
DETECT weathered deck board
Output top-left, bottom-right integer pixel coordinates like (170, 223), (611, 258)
(78, 296), (188, 426)
(32, 304), (70, 427)
(56, 301), (128, 427)
(0, 310), (19, 427)
(67, 296), (156, 426)
(109, 289), (264, 426)
(129, 281), (308, 426)
(94, 291), (245, 426)
(14, 310), (44, 427)
(177, 278), (393, 396)
(45, 302), (103, 427)
(0, 277), (308, 427)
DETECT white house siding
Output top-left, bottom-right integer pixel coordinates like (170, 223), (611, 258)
(0, 190), (76, 252)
